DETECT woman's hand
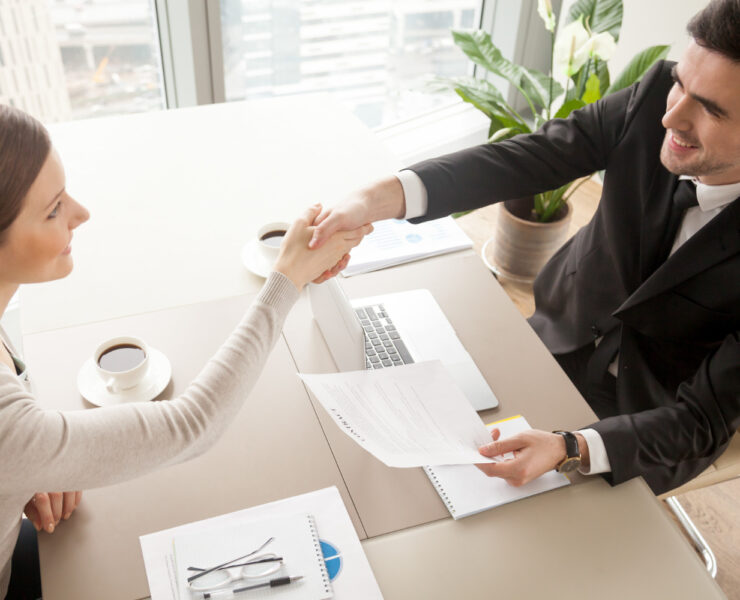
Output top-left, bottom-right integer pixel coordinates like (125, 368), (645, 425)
(24, 491), (83, 533)
(274, 204), (372, 290)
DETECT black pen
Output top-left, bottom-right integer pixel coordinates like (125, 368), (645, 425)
(203, 575), (304, 598)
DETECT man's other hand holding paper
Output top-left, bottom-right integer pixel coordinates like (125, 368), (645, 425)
(476, 430), (591, 487)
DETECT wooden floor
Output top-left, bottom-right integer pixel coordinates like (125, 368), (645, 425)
(456, 179), (740, 599)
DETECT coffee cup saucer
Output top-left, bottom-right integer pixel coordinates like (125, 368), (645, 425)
(77, 347), (172, 407)
(241, 239), (275, 278)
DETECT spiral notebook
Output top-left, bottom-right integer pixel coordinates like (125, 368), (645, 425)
(173, 512), (332, 599)
(424, 415), (571, 520)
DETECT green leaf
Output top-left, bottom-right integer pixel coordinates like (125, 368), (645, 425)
(488, 127), (522, 143)
(538, 182), (573, 222)
(451, 29), (549, 113)
(488, 112), (521, 137)
(554, 98), (586, 119)
(520, 69), (563, 111)
(593, 58), (610, 97)
(567, 0), (623, 41)
(581, 72), (602, 103)
(447, 76), (528, 126)
(606, 45), (670, 94)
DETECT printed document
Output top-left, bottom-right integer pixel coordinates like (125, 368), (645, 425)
(299, 361), (504, 467)
(140, 487), (382, 600)
(342, 217), (473, 277)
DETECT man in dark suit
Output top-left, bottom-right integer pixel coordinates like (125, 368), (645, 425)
(309, 0), (740, 495)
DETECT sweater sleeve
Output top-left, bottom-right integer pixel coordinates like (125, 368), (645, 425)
(0, 272), (299, 496)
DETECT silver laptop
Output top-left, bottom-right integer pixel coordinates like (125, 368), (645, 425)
(309, 279), (498, 411)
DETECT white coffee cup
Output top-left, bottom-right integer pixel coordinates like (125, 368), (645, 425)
(256, 221), (289, 265)
(94, 336), (150, 393)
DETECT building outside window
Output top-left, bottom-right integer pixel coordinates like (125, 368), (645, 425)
(220, 0), (480, 128)
(0, 0), (165, 123)
(0, 0), (481, 129)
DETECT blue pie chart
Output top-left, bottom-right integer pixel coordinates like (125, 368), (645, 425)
(320, 540), (342, 580)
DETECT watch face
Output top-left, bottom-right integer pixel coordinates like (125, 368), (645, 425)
(558, 457), (581, 473)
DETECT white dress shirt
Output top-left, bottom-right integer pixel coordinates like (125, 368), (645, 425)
(395, 170), (740, 474)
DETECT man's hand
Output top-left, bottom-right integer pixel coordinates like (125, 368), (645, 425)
(274, 204), (372, 291)
(24, 491), (83, 533)
(309, 176), (406, 250)
(475, 429), (588, 487)
(308, 176), (406, 282)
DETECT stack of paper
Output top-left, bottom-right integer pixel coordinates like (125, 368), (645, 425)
(342, 216), (473, 277)
(173, 513), (331, 599)
(424, 416), (570, 519)
(140, 487), (382, 600)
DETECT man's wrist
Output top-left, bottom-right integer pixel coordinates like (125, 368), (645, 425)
(364, 175), (406, 222)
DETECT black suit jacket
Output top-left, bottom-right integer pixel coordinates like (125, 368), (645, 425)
(408, 61), (740, 494)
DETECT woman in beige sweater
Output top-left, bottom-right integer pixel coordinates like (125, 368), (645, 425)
(0, 105), (369, 599)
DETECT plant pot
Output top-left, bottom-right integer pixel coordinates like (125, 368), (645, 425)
(482, 197), (572, 283)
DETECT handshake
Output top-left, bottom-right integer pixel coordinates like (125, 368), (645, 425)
(273, 176), (406, 291)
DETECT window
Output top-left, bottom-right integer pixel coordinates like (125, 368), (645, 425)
(219, 0), (481, 128)
(0, 0), (166, 123)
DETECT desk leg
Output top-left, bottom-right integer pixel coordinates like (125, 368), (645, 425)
(665, 496), (718, 578)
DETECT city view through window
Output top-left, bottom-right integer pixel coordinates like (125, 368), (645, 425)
(221, 0), (480, 128)
(0, 0), (481, 128)
(0, 0), (164, 123)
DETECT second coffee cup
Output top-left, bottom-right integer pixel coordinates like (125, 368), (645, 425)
(256, 221), (289, 267)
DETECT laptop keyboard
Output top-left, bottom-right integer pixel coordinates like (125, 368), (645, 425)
(355, 304), (414, 370)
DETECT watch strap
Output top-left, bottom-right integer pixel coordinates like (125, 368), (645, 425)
(552, 430), (579, 459)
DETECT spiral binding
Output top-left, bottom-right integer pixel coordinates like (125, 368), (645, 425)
(423, 466), (457, 516)
(308, 514), (332, 593)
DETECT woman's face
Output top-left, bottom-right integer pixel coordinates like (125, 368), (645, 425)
(0, 148), (89, 284)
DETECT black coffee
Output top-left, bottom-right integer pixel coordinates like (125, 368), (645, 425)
(259, 230), (285, 247)
(98, 344), (146, 372)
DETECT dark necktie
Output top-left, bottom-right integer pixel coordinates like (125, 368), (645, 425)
(656, 179), (699, 265)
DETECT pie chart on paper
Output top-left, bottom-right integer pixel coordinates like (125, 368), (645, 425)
(320, 539), (342, 580)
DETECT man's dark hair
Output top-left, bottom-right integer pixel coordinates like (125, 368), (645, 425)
(687, 0), (740, 61)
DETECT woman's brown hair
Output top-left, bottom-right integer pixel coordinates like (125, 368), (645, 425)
(0, 105), (51, 241)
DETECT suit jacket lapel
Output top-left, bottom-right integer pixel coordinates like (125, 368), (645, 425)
(638, 168), (677, 283)
(616, 196), (740, 317)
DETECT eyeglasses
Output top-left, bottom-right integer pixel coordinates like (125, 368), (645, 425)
(186, 537), (284, 592)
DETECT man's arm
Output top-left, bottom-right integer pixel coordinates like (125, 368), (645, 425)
(310, 176), (406, 249)
(592, 332), (740, 494)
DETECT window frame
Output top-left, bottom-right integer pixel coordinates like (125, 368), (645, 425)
(154, 0), (558, 163)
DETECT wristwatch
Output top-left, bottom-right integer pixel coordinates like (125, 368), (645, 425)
(552, 430), (581, 473)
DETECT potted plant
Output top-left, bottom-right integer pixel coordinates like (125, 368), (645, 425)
(442, 0), (669, 281)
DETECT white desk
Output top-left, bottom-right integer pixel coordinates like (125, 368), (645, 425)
(20, 99), (724, 599)
(22, 95), (398, 335)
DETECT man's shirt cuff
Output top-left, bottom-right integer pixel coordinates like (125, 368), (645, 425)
(576, 428), (612, 475)
(396, 170), (428, 220)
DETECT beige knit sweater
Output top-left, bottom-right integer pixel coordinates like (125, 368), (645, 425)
(0, 272), (299, 597)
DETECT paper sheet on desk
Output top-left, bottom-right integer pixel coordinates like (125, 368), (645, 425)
(299, 361), (507, 468)
(342, 217), (473, 277)
(140, 487), (382, 600)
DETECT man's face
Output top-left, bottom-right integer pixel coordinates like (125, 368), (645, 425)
(660, 40), (740, 185)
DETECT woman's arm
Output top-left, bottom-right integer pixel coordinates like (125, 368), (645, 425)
(0, 206), (370, 496)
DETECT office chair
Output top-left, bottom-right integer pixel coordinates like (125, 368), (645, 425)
(658, 431), (740, 578)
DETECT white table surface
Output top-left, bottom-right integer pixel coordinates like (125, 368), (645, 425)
(21, 95), (399, 336)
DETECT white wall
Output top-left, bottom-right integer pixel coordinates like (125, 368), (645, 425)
(560, 0), (708, 78)
(610, 0), (707, 75)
